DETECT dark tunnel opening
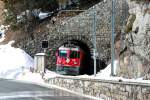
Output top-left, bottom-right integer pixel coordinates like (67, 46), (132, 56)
(68, 39), (93, 75)
(56, 39), (107, 75)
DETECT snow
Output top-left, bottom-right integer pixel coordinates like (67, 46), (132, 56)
(0, 41), (34, 79)
(74, 60), (150, 84)
(0, 40), (61, 81)
(0, 41), (60, 81)
(17, 71), (44, 83)
(96, 60), (118, 77)
(16, 69), (60, 83)
(38, 12), (52, 20)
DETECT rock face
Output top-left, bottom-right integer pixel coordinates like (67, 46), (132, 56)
(116, 0), (150, 79)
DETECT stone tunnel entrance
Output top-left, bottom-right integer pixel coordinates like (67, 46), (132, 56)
(61, 39), (93, 75)
(47, 36), (107, 75)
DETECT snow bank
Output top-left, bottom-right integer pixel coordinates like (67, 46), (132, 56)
(0, 41), (60, 81)
(96, 60), (118, 77)
(76, 60), (150, 84)
(17, 69), (60, 84)
(17, 70), (44, 83)
(0, 42), (34, 79)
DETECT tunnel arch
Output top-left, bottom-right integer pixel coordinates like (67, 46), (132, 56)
(62, 39), (93, 75)
(56, 35), (94, 50)
(48, 35), (93, 74)
(47, 35), (95, 75)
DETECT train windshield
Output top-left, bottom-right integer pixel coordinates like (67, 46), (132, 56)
(69, 51), (80, 58)
(59, 50), (67, 57)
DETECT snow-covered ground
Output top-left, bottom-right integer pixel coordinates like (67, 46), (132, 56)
(0, 41), (60, 81)
(75, 62), (150, 84)
(0, 41), (34, 79)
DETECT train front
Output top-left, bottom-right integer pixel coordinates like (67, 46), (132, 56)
(56, 46), (83, 75)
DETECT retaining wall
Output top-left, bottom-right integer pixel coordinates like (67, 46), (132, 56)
(47, 76), (150, 100)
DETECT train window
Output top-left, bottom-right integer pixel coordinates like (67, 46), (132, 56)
(69, 51), (80, 58)
(59, 50), (67, 57)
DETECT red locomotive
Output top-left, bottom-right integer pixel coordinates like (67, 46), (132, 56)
(56, 46), (85, 75)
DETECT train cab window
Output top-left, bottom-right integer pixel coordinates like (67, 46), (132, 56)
(59, 50), (67, 58)
(69, 51), (80, 58)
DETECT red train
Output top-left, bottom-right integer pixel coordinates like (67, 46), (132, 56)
(56, 46), (85, 75)
(55, 45), (107, 75)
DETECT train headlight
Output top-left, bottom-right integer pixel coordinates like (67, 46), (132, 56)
(74, 62), (77, 65)
(58, 60), (61, 63)
(66, 58), (70, 63)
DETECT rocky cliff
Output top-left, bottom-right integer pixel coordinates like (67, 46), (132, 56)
(116, 0), (150, 79)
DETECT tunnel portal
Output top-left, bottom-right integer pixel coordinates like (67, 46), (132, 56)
(54, 39), (107, 75)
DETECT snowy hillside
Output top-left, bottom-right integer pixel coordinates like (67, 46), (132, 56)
(0, 41), (34, 79)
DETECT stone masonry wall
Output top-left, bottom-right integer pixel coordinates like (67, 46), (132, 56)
(47, 76), (150, 100)
(15, 0), (129, 68)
